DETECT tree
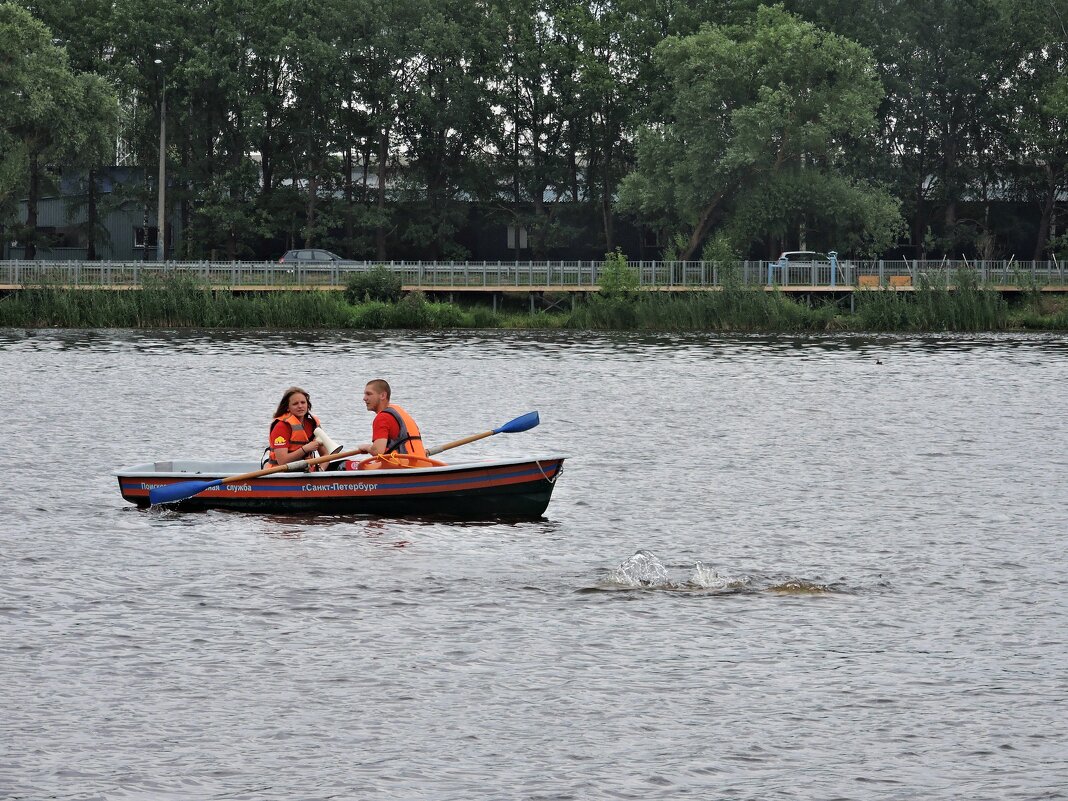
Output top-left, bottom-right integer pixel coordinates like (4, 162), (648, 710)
(16, 0), (117, 259)
(576, 0), (737, 251)
(1000, 0), (1068, 259)
(345, 0), (424, 259)
(396, 0), (501, 259)
(618, 5), (902, 258)
(488, 0), (588, 258)
(0, 3), (117, 259)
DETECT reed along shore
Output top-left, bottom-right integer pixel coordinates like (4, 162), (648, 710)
(2, 275), (1067, 332)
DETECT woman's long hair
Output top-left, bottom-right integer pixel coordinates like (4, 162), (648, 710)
(273, 386), (312, 418)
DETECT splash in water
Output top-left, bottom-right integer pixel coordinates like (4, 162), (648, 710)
(604, 553), (833, 595)
(689, 561), (752, 591)
(609, 550), (673, 588)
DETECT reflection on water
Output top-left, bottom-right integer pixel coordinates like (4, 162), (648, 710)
(2, 329), (1067, 800)
(9, 326), (1068, 360)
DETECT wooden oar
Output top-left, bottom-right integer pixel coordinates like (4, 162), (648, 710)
(148, 447), (365, 506)
(426, 411), (540, 456)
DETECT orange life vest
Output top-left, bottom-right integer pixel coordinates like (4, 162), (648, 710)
(383, 404), (427, 458)
(265, 412), (322, 469)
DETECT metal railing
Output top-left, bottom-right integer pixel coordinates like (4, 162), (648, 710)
(1, 258), (1065, 289)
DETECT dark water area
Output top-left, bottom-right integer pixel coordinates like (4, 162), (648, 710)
(2, 329), (1067, 800)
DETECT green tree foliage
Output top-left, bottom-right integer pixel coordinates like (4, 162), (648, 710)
(870, 0), (1019, 258)
(996, 0), (1068, 260)
(396, 0), (501, 259)
(16, 0), (118, 258)
(489, 0), (587, 257)
(786, 0), (1060, 260)
(4, 0), (1066, 263)
(0, 3), (116, 258)
(618, 4), (902, 258)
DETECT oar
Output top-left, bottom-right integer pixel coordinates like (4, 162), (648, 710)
(425, 411), (540, 456)
(149, 447), (366, 506)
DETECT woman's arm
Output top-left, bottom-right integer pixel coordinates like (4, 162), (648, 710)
(273, 439), (320, 465)
(270, 421), (322, 466)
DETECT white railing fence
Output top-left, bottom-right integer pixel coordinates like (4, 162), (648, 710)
(1, 259), (1065, 289)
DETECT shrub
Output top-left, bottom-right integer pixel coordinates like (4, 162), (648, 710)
(470, 307), (501, 328)
(348, 300), (390, 328)
(598, 248), (639, 297)
(344, 265), (402, 304)
(429, 302), (467, 328)
(386, 291), (433, 328)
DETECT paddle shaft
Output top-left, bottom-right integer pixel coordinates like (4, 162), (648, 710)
(216, 447), (366, 485)
(425, 430), (492, 457)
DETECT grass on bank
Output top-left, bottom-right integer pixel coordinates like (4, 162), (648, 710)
(2, 272), (1067, 331)
(0, 275), (554, 330)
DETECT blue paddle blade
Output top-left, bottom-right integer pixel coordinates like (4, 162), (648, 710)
(149, 478), (223, 506)
(494, 411), (540, 434)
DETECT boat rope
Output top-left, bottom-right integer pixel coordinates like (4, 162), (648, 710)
(535, 459), (561, 484)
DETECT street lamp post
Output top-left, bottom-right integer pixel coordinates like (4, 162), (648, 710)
(154, 58), (166, 261)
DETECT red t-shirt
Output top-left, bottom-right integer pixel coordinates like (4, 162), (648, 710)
(372, 410), (400, 445)
(270, 417), (316, 458)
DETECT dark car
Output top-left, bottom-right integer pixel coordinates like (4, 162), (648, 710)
(278, 249), (347, 263)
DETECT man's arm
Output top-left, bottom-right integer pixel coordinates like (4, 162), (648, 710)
(357, 412), (396, 455)
(356, 437), (388, 456)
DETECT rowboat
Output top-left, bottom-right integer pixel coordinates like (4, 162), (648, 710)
(116, 455), (566, 518)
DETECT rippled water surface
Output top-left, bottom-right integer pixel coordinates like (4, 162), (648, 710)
(2, 329), (1067, 800)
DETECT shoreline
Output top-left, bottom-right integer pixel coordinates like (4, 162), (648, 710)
(2, 283), (1067, 332)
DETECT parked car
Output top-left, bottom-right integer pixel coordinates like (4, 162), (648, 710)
(775, 250), (834, 266)
(771, 250), (848, 285)
(278, 249), (348, 264)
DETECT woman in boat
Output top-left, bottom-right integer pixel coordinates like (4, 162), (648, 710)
(263, 386), (325, 470)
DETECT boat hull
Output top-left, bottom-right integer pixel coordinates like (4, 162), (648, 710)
(117, 457), (565, 518)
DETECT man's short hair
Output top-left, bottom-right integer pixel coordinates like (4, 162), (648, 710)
(366, 379), (391, 399)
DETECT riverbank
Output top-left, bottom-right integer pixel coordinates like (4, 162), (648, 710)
(2, 276), (1066, 331)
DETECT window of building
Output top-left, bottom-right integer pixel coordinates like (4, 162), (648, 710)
(134, 226), (159, 248)
(507, 225), (528, 250)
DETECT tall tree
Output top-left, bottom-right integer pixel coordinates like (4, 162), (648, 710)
(1001, 0), (1068, 259)
(583, 0), (739, 249)
(0, 3), (116, 259)
(618, 5), (902, 258)
(489, 0), (587, 258)
(348, 0), (423, 259)
(181, 0), (267, 259)
(18, 0), (116, 258)
(396, 0), (501, 258)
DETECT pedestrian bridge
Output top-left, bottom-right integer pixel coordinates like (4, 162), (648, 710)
(2, 258), (1066, 299)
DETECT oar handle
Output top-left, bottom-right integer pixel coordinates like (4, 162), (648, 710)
(218, 447), (366, 485)
(426, 430), (491, 457)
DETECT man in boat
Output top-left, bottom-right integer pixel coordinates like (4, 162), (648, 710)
(354, 379), (428, 459)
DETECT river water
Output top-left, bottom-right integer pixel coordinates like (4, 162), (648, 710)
(1, 329), (1066, 800)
